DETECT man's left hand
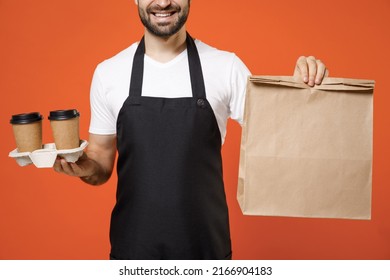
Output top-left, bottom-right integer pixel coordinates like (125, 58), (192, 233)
(293, 56), (329, 86)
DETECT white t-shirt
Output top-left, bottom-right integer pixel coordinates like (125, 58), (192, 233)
(89, 39), (251, 143)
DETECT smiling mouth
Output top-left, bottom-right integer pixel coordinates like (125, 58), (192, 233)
(151, 11), (176, 18)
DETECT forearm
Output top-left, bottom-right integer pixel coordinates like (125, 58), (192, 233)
(79, 154), (112, 186)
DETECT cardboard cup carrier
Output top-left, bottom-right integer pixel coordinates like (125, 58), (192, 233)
(9, 109), (87, 168)
(10, 112), (43, 152)
(49, 109), (80, 150)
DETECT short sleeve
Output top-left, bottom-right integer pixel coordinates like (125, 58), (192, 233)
(229, 55), (251, 125)
(88, 65), (117, 135)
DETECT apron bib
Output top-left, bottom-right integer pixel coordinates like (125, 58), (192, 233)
(110, 34), (231, 260)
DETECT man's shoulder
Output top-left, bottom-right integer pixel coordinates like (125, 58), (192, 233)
(195, 39), (249, 76)
(95, 42), (138, 74)
(194, 39), (247, 72)
(195, 39), (236, 60)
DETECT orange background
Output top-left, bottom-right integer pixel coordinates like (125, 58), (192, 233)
(1, 0), (389, 259)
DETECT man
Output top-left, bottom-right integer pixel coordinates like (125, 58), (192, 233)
(54, 0), (328, 259)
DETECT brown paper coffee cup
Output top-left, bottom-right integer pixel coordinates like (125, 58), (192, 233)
(49, 109), (80, 150)
(10, 112), (43, 153)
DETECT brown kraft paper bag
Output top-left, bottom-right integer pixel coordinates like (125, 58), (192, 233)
(237, 76), (375, 219)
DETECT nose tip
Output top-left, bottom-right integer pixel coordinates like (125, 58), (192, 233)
(155, 0), (171, 9)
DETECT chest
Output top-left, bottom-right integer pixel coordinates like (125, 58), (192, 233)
(142, 55), (192, 98)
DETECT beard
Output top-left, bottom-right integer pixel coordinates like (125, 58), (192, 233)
(138, 1), (190, 38)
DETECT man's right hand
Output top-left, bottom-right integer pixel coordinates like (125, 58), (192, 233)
(53, 152), (95, 178)
(53, 133), (117, 186)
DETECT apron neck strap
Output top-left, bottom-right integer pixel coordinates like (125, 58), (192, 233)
(129, 33), (206, 99)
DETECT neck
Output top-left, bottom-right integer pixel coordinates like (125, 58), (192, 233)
(144, 28), (187, 63)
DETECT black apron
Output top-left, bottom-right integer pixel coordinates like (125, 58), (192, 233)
(110, 34), (231, 260)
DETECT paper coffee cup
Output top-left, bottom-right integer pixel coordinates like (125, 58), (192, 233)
(49, 109), (80, 150)
(10, 112), (43, 153)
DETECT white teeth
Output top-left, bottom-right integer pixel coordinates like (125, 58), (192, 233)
(154, 13), (172, 17)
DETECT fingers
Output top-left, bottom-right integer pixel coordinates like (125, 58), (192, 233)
(60, 159), (75, 175)
(53, 158), (81, 177)
(314, 59), (327, 85)
(307, 56), (318, 86)
(295, 56), (309, 83)
(294, 56), (329, 87)
(53, 158), (64, 173)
